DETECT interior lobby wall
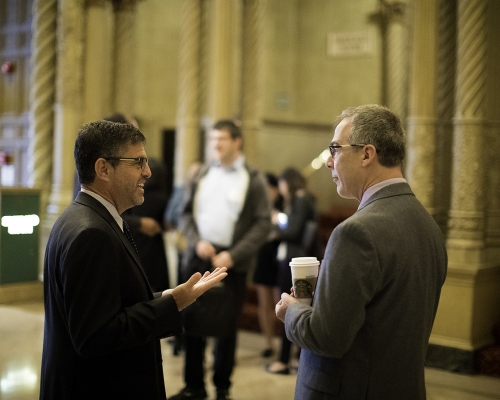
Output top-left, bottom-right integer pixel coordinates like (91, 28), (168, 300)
(259, 0), (380, 212)
(134, 0), (182, 160)
(132, 0), (380, 212)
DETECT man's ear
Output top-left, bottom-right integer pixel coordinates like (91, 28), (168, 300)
(361, 144), (377, 166)
(95, 158), (111, 182)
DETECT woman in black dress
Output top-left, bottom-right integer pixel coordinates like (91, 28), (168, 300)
(253, 173), (283, 358)
(266, 167), (318, 374)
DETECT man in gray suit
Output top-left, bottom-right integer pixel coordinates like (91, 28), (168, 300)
(276, 104), (447, 399)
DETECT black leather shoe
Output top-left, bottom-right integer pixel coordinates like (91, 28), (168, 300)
(216, 389), (232, 400)
(169, 387), (207, 400)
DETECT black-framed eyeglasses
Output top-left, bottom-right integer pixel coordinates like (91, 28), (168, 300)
(328, 144), (366, 158)
(104, 157), (149, 169)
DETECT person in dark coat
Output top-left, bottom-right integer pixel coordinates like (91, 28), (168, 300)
(125, 158), (170, 291)
(266, 167), (317, 375)
(40, 120), (227, 399)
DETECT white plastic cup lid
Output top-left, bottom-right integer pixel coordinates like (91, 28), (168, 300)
(289, 257), (320, 267)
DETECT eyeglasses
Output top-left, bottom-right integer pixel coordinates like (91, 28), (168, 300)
(328, 144), (366, 158)
(104, 157), (149, 169)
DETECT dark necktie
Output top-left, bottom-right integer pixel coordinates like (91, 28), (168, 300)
(122, 219), (140, 257)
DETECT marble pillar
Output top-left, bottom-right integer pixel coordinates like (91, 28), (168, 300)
(175, 0), (202, 185)
(46, 0), (85, 226)
(28, 0), (57, 218)
(206, 0), (241, 122)
(484, 1), (500, 262)
(83, 0), (114, 122)
(384, 0), (409, 124)
(432, 0), (456, 234)
(427, 0), (500, 373)
(405, 0), (437, 212)
(113, 1), (138, 115)
(241, 0), (263, 166)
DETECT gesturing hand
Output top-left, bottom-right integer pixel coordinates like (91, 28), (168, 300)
(139, 217), (162, 236)
(165, 267), (228, 311)
(211, 251), (234, 269)
(196, 240), (216, 260)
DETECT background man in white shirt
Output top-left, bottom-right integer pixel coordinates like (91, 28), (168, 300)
(173, 120), (271, 400)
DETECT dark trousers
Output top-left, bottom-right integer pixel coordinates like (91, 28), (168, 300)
(182, 270), (246, 391)
(184, 333), (237, 390)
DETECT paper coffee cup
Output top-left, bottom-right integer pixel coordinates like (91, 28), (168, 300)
(290, 257), (319, 305)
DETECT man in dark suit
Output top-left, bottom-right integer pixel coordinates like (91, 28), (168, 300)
(40, 120), (227, 400)
(276, 105), (447, 399)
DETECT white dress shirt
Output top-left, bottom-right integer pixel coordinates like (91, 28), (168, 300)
(81, 188), (125, 231)
(194, 156), (249, 247)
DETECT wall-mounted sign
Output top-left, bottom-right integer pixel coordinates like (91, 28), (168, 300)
(1, 214), (40, 234)
(327, 30), (375, 58)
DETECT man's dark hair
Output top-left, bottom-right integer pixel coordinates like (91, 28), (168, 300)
(213, 120), (242, 140)
(335, 104), (406, 167)
(74, 120), (146, 185)
(103, 113), (129, 124)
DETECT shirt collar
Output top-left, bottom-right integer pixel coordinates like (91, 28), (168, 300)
(81, 188), (124, 231)
(212, 155), (245, 172)
(359, 178), (407, 209)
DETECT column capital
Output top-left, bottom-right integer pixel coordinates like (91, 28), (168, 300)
(370, 0), (408, 26)
(381, 0), (407, 24)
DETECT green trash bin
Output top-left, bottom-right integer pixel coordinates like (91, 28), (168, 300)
(0, 187), (41, 284)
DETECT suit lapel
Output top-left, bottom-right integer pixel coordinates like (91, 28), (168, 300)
(75, 192), (154, 295)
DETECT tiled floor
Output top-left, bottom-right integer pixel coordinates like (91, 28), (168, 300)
(1, 301), (500, 400)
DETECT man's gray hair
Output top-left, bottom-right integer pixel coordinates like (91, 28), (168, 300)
(335, 104), (406, 167)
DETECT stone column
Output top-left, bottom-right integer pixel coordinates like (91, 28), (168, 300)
(28, 0), (57, 218)
(484, 1), (500, 264)
(448, 0), (487, 255)
(241, 0), (263, 166)
(429, 0), (500, 372)
(112, 0), (139, 115)
(433, 0), (456, 234)
(46, 0), (85, 226)
(206, 0), (241, 122)
(404, 0), (437, 211)
(83, 0), (114, 122)
(174, 0), (202, 185)
(384, 0), (409, 123)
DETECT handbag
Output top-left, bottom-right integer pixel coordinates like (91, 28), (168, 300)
(181, 254), (238, 337)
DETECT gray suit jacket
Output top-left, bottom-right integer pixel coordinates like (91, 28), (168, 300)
(285, 183), (447, 400)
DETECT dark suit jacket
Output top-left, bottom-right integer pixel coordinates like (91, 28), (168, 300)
(285, 183), (447, 400)
(40, 192), (182, 400)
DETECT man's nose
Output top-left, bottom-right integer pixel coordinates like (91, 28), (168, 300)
(325, 155), (334, 170)
(143, 163), (152, 178)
